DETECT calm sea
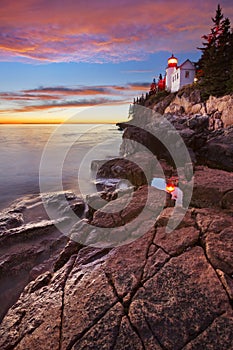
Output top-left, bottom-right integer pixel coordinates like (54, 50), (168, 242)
(0, 124), (122, 210)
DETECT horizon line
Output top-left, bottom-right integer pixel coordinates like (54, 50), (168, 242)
(0, 121), (126, 125)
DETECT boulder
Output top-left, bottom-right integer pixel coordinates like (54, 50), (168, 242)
(164, 89), (203, 116)
(191, 166), (233, 208)
(97, 151), (156, 187)
(195, 208), (233, 235)
(206, 95), (218, 114)
(152, 92), (176, 114)
(186, 114), (209, 131)
(205, 227), (233, 274)
(206, 94), (233, 127)
(190, 103), (202, 115)
(197, 128), (233, 171)
(221, 189), (233, 210)
(130, 247), (231, 350)
(0, 192), (85, 322)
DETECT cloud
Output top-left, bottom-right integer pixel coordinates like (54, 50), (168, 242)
(0, 98), (129, 113)
(128, 83), (150, 91)
(0, 82), (149, 116)
(21, 83), (149, 96)
(0, 82), (149, 115)
(0, 92), (61, 101)
(23, 86), (114, 96)
(0, 0), (232, 63)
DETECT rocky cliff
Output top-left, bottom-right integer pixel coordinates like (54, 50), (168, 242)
(0, 98), (233, 349)
(118, 99), (233, 172)
(150, 88), (233, 129)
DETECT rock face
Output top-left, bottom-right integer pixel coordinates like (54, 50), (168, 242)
(206, 95), (233, 127)
(118, 108), (233, 172)
(164, 91), (204, 116)
(198, 128), (233, 171)
(163, 89), (233, 129)
(191, 166), (233, 208)
(0, 192), (85, 323)
(0, 203), (232, 350)
(96, 151), (156, 187)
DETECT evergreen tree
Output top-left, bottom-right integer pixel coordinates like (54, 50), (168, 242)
(226, 30), (233, 94)
(226, 59), (233, 93)
(197, 4), (233, 99)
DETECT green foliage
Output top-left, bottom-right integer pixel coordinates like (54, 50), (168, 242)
(226, 59), (233, 94)
(197, 4), (233, 99)
(176, 84), (199, 98)
(146, 90), (170, 106)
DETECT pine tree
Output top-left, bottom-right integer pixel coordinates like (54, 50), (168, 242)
(226, 30), (233, 94)
(197, 4), (233, 99)
(226, 59), (233, 93)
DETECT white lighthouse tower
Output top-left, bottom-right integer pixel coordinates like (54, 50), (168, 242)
(165, 54), (178, 91)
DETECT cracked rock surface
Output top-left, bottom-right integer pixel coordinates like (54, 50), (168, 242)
(0, 188), (232, 349)
(0, 192), (85, 323)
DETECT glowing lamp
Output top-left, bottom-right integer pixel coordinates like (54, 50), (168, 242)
(166, 184), (175, 193)
(168, 54), (178, 68)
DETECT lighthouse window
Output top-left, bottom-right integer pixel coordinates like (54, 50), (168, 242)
(185, 71), (190, 78)
(177, 73), (179, 79)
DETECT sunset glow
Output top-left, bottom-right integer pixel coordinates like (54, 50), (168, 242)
(0, 0), (232, 123)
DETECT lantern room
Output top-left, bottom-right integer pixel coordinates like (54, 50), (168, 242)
(167, 54), (178, 68)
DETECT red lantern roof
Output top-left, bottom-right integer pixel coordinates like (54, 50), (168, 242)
(167, 54), (178, 68)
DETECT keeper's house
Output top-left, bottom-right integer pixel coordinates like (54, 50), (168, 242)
(165, 54), (196, 93)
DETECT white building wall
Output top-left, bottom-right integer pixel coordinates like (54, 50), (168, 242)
(171, 68), (180, 92)
(170, 61), (195, 92)
(179, 67), (195, 89)
(165, 67), (176, 91)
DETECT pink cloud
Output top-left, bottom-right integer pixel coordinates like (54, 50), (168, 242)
(23, 84), (149, 95)
(23, 86), (114, 96)
(0, 83), (148, 114)
(0, 98), (129, 113)
(0, 0), (232, 63)
(0, 92), (61, 101)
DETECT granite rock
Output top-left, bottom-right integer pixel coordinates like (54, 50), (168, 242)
(0, 201), (232, 349)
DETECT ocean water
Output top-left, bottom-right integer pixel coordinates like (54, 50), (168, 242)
(0, 124), (122, 210)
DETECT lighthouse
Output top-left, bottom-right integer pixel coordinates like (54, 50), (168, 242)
(165, 54), (178, 91)
(148, 54), (196, 96)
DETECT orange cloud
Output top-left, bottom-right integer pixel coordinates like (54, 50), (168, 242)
(0, 0), (232, 63)
(0, 98), (130, 114)
(20, 83), (149, 97)
(0, 92), (61, 101)
(0, 83), (149, 119)
(23, 86), (114, 96)
(128, 83), (150, 91)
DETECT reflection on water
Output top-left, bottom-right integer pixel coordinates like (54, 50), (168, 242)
(151, 177), (166, 191)
(151, 177), (183, 206)
(0, 124), (122, 210)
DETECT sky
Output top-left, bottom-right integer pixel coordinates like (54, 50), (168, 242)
(0, 0), (232, 124)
